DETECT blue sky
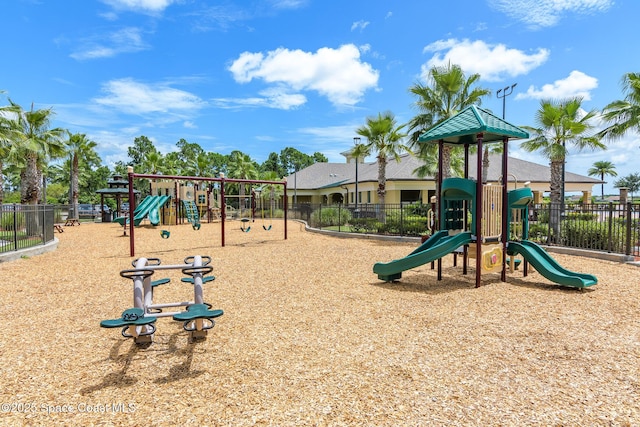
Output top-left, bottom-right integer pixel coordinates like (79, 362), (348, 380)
(2, 0), (639, 194)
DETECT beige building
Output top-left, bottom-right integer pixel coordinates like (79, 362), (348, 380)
(285, 152), (601, 206)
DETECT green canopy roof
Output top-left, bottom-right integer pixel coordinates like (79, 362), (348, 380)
(418, 105), (529, 145)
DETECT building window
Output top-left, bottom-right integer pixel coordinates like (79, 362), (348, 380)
(401, 190), (421, 204)
(367, 191), (371, 203)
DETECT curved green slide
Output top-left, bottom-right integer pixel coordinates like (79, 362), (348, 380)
(373, 231), (473, 282)
(507, 240), (597, 288)
(148, 195), (170, 226)
(114, 195), (169, 226)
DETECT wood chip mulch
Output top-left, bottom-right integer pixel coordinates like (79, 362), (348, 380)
(0, 220), (638, 426)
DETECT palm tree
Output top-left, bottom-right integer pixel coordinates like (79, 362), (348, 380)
(228, 151), (259, 215)
(355, 111), (408, 207)
(259, 170), (283, 215)
(587, 160), (617, 200)
(349, 141), (370, 207)
(407, 63), (491, 180)
(614, 173), (640, 202)
(0, 101), (22, 204)
(66, 132), (98, 218)
(521, 98), (606, 240)
(598, 72), (640, 140)
(9, 101), (65, 205)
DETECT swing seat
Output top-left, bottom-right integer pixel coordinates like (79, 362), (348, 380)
(192, 222), (201, 230)
(263, 224), (272, 231)
(160, 230), (170, 239)
(242, 226), (251, 233)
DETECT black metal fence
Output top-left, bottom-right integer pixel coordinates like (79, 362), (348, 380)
(529, 202), (639, 257)
(290, 202), (640, 258)
(0, 204), (56, 254)
(2, 202), (638, 258)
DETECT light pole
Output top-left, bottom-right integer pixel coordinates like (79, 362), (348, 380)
(353, 137), (361, 215)
(494, 83), (517, 185)
(497, 83), (517, 120)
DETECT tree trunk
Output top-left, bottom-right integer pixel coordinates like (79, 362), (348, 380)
(21, 152), (42, 236)
(441, 145), (452, 179)
(21, 152), (40, 204)
(482, 146), (490, 184)
(377, 156), (386, 222)
(0, 160), (4, 205)
(549, 159), (564, 243)
(72, 154), (80, 219)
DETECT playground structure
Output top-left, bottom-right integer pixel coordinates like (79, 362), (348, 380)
(373, 105), (597, 289)
(100, 255), (223, 344)
(125, 168), (288, 256)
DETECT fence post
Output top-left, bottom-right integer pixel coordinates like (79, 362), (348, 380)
(12, 204), (18, 251)
(625, 202), (632, 256)
(41, 205), (45, 245)
(607, 202), (614, 253)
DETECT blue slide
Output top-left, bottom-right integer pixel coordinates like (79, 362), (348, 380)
(373, 231), (474, 282)
(507, 240), (597, 288)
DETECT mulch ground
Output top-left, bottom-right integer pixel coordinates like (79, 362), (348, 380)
(0, 220), (638, 426)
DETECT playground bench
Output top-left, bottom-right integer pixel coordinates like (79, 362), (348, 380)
(64, 218), (80, 226)
(54, 224), (64, 233)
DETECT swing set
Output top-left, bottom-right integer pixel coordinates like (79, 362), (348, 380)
(124, 168), (288, 257)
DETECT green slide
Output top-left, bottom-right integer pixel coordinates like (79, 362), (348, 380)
(114, 196), (153, 225)
(114, 196), (167, 226)
(148, 195), (170, 226)
(373, 231), (474, 282)
(507, 240), (597, 288)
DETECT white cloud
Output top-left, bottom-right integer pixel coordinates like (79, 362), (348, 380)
(489, 0), (614, 29)
(270, 0), (308, 9)
(100, 0), (175, 13)
(516, 70), (598, 100)
(351, 20), (370, 32)
(422, 38), (549, 82)
(70, 27), (148, 60)
(94, 78), (206, 115)
(228, 44), (379, 107)
(212, 86), (307, 111)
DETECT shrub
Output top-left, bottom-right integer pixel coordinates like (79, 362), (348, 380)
(565, 212), (597, 221)
(1, 212), (26, 231)
(528, 223), (551, 243)
(407, 202), (430, 217)
(350, 217), (378, 233)
(561, 220), (636, 252)
(311, 207), (351, 227)
(383, 211), (428, 236)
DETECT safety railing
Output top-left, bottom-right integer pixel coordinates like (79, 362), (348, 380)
(0, 204), (56, 254)
(290, 202), (640, 257)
